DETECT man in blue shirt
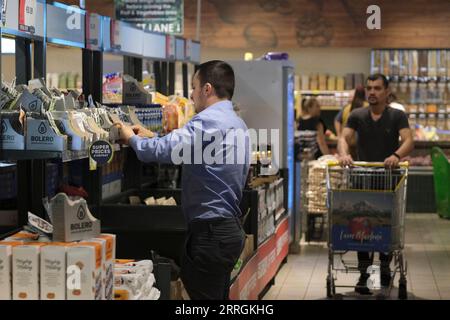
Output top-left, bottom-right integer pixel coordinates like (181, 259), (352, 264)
(117, 60), (250, 300)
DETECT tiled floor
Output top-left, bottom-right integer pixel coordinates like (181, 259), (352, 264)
(263, 214), (450, 300)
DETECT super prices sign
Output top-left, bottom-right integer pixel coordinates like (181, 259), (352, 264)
(115, 0), (183, 35)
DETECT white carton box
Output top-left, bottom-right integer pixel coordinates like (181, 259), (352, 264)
(67, 242), (102, 300)
(0, 241), (23, 300)
(12, 243), (46, 300)
(40, 244), (69, 300)
(81, 238), (106, 300)
(97, 234), (116, 300)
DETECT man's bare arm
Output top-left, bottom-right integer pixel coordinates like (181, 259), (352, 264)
(337, 127), (355, 166)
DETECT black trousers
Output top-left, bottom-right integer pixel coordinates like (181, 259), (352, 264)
(180, 217), (245, 300)
(358, 251), (393, 277)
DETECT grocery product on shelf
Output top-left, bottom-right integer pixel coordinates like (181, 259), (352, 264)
(67, 241), (102, 300)
(144, 196), (177, 206)
(254, 178), (284, 245)
(46, 192), (101, 242)
(298, 90), (352, 110)
(0, 241), (22, 300)
(114, 260), (160, 300)
(46, 72), (82, 92)
(299, 73), (363, 92)
(370, 49), (382, 74)
(0, 77), (161, 154)
(96, 234), (116, 300)
(40, 243), (70, 300)
(372, 49), (450, 142)
(1, 224), (119, 300)
(102, 72), (123, 104)
(12, 243), (47, 300)
(304, 156), (341, 218)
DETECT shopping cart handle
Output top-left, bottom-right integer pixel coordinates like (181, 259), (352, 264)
(327, 160), (409, 168)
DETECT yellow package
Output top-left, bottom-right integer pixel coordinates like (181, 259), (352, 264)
(153, 92), (169, 105)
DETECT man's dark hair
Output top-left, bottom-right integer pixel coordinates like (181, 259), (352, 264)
(196, 60), (235, 99)
(367, 73), (389, 89)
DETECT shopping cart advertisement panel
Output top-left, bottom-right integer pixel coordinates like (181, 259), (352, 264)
(330, 190), (394, 252)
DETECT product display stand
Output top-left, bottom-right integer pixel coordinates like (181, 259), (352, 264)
(0, 1), (201, 300)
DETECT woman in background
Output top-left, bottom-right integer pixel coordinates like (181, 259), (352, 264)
(334, 85), (368, 136)
(297, 98), (330, 159)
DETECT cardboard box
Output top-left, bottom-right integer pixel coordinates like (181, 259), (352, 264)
(81, 238), (106, 300)
(12, 243), (47, 300)
(242, 234), (255, 263)
(0, 241), (23, 300)
(67, 242), (102, 300)
(50, 193), (101, 242)
(40, 243), (70, 300)
(6, 231), (39, 242)
(170, 279), (185, 300)
(97, 234), (116, 300)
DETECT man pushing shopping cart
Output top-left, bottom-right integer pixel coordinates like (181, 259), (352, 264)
(335, 73), (414, 298)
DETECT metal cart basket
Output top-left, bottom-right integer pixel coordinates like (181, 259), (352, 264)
(325, 161), (409, 299)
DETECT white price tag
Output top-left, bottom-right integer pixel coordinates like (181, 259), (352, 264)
(19, 0), (36, 34)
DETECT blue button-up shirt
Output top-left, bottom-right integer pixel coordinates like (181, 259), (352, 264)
(129, 100), (250, 223)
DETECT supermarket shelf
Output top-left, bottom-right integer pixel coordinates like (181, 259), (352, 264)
(414, 141), (450, 148)
(275, 208), (286, 224)
(229, 216), (289, 300)
(0, 144), (121, 162)
(327, 140), (450, 149)
(0, 150), (87, 162)
(0, 150), (63, 161)
(0, 227), (23, 241)
(409, 166), (433, 176)
(230, 251), (258, 284)
(321, 106), (342, 111)
(297, 90), (352, 95)
(410, 166), (433, 171)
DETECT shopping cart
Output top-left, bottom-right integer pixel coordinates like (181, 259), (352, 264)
(325, 161), (409, 300)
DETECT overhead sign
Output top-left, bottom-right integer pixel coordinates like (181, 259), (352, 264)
(110, 19), (121, 50)
(175, 37), (185, 61)
(115, 0), (183, 35)
(86, 13), (102, 50)
(19, 0), (36, 34)
(188, 40), (201, 64)
(46, 3), (85, 47)
(143, 32), (166, 59)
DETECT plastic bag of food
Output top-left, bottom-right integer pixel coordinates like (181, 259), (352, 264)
(162, 104), (179, 133)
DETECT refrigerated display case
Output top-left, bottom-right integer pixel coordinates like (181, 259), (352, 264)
(227, 60), (299, 249)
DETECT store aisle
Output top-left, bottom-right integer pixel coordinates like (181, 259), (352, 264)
(262, 214), (450, 300)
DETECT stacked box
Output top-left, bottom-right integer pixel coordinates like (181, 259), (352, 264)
(97, 234), (116, 300)
(67, 242), (102, 300)
(40, 243), (71, 300)
(12, 243), (47, 300)
(0, 241), (23, 300)
(81, 238), (107, 300)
